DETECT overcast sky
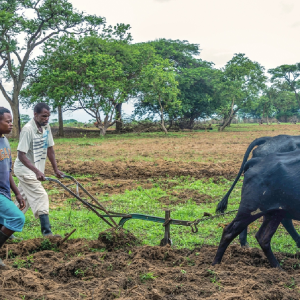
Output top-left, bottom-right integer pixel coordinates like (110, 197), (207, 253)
(1, 0), (299, 121)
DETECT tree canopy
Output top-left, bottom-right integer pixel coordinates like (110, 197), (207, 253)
(2, 15), (299, 134)
(0, 0), (129, 137)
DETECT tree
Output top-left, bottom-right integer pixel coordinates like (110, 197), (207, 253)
(147, 39), (200, 69)
(269, 64), (300, 106)
(271, 84), (299, 122)
(135, 56), (180, 134)
(23, 42), (126, 136)
(79, 37), (154, 133)
(0, 0), (106, 137)
(177, 65), (221, 128)
(146, 39), (219, 128)
(21, 34), (87, 136)
(255, 88), (277, 124)
(21, 35), (151, 136)
(216, 53), (267, 131)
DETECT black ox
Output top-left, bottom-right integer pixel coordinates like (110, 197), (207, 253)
(212, 134), (300, 268)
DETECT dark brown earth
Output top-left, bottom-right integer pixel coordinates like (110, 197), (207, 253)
(54, 159), (240, 180)
(1, 232), (300, 300)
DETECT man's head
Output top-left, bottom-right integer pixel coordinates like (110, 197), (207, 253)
(34, 103), (51, 127)
(0, 107), (13, 135)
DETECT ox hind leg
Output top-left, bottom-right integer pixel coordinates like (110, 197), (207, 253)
(239, 228), (248, 247)
(281, 218), (300, 248)
(255, 210), (285, 268)
(238, 217), (300, 248)
(212, 213), (261, 265)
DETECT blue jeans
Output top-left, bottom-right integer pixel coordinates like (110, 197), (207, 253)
(0, 194), (25, 232)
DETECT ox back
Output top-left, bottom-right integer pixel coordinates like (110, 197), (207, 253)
(216, 134), (300, 213)
(242, 149), (300, 217)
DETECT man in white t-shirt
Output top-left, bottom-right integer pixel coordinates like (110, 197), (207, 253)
(14, 103), (64, 236)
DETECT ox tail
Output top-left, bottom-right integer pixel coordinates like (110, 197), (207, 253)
(216, 136), (271, 213)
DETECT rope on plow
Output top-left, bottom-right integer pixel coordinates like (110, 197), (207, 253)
(187, 209), (239, 233)
(197, 209), (238, 223)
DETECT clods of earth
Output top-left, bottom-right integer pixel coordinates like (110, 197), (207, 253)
(1, 229), (300, 300)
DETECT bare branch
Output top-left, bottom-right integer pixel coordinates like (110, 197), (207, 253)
(77, 98), (97, 119)
(12, 51), (22, 65)
(109, 120), (117, 126)
(33, 31), (59, 48)
(6, 52), (16, 82)
(0, 82), (12, 105)
(65, 106), (82, 112)
(33, 0), (42, 9)
(0, 56), (8, 70)
(27, 15), (52, 48)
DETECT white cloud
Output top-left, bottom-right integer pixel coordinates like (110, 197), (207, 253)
(280, 2), (294, 13)
(291, 21), (300, 28)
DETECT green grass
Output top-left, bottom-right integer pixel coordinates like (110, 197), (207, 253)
(14, 175), (300, 255)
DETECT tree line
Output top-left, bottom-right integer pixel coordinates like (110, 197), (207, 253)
(1, 0), (300, 137)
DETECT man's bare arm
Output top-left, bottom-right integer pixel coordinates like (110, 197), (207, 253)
(9, 173), (25, 210)
(47, 146), (64, 178)
(18, 151), (45, 181)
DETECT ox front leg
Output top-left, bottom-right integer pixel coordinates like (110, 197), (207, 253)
(255, 210), (285, 268)
(212, 214), (258, 265)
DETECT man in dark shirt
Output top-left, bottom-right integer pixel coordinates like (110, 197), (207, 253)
(0, 107), (25, 267)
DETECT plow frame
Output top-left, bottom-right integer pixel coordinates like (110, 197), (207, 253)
(46, 175), (237, 246)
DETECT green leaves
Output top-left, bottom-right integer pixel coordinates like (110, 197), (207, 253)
(216, 53), (267, 130)
(269, 63), (300, 105)
(136, 55), (180, 133)
(21, 35), (159, 135)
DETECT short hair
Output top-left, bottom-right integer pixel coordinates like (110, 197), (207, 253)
(34, 103), (50, 114)
(0, 107), (11, 120)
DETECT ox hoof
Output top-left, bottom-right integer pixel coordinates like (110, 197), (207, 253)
(241, 243), (250, 249)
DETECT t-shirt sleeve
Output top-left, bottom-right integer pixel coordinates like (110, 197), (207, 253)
(48, 127), (55, 147)
(17, 128), (32, 153)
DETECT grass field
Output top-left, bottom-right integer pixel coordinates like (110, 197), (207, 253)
(9, 123), (300, 254)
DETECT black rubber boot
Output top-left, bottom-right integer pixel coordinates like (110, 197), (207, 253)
(0, 230), (10, 267)
(39, 214), (61, 237)
(0, 224), (22, 241)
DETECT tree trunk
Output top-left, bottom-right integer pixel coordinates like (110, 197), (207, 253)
(99, 125), (108, 136)
(188, 117), (195, 129)
(158, 96), (168, 134)
(9, 100), (21, 138)
(160, 118), (168, 134)
(95, 119), (109, 136)
(115, 103), (122, 133)
(219, 99), (236, 132)
(166, 119), (173, 130)
(57, 105), (64, 137)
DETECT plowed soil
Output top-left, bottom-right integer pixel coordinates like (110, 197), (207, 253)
(1, 234), (300, 300)
(55, 160), (240, 180)
(44, 124), (300, 181)
(7, 125), (300, 299)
